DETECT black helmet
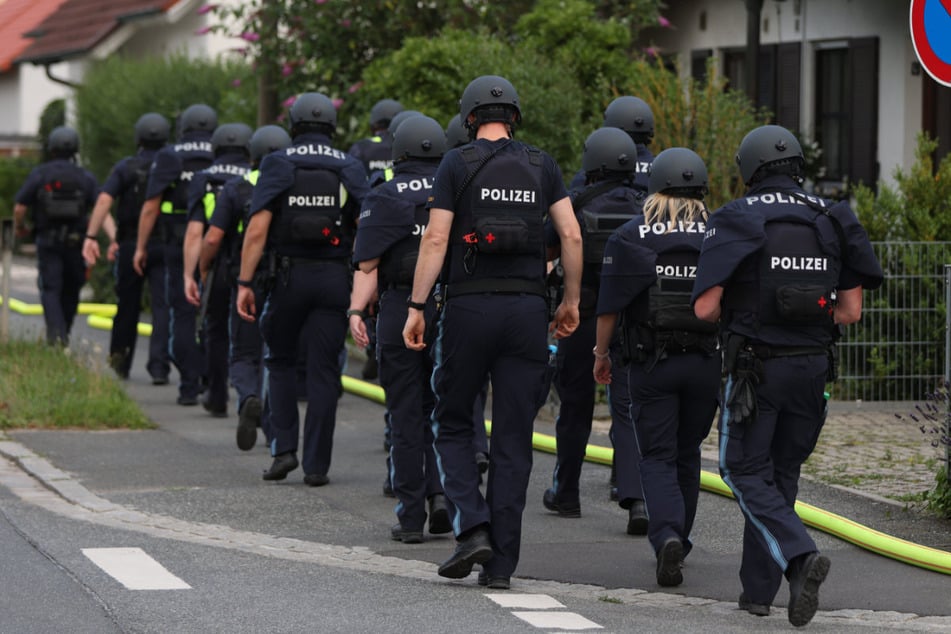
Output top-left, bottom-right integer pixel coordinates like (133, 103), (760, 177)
(648, 147), (708, 198)
(392, 115), (447, 162)
(178, 103), (217, 136)
(735, 124), (804, 184)
(249, 125), (292, 164)
(459, 75), (521, 131)
(387, 110), (422, 135)
(369, 98), (403, 129)
(47, 126), (79, 156)
(445, 114), (469, 149)
(582, 127), (638, 174)
(211, 123), (253, 156)
(289, 92), (337, 129)
(603, 96), (654, 143)
(134, 113), (170, 147)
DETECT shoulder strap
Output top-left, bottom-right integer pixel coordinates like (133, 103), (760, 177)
(452, 140), (512, 208)
(782, 190), (849, 262)
(572, 178), (627, 211)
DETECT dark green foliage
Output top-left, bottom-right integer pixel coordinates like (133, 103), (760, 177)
(0, 156), (38, 221)
(356, 30), (587, 174)
(74, 53), (257, 181)
(37, 99), (66, 161)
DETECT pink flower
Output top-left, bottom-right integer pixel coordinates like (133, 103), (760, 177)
(282, 95), (297, 108)
(332, 98), (344, 109)
(197, 4), (218, 15)
(314, 0), (327, 3)
(347, 81), (363, 94)
(281, 63), (293, 77)
(643, 46), (660, 57)
(340, 19), (351, 28)
(658, 15), (673, 28)
(240, 32), (260, 42)
(230, 47), (248, 56)
(231, 78), (242, 87)
(195, 26), (213, 35)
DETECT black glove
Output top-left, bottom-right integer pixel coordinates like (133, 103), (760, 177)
(727, 370), (759, 426)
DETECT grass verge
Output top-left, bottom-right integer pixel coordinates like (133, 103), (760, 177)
(0, 338), (154, 430)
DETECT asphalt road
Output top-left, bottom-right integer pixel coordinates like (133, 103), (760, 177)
(1, 257), (950, 632)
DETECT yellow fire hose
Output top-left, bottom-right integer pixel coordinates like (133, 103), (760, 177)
(3, 295), (949, 576)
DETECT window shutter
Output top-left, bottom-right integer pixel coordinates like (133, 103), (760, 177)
(775, 42), (801, 131)
(848, 37), (879, 188)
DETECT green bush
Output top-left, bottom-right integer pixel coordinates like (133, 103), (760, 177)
(0, 156), (38, 221)
(74, 53), (257, 181)
(620, 57), (771, 209)
(38, 98), (66, 161)
(356, 29), (587, 174)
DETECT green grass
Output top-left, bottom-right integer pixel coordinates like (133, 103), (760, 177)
(0, 338), (154, 430)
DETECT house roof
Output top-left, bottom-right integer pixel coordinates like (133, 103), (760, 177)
(0, 0), (70, 73)
(15, 0), (181, 66)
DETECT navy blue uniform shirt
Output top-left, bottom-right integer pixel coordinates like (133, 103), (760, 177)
(186, 153), (251, 224)
(145, 132), (214, 201)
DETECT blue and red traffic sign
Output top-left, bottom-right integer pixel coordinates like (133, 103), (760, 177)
(911, 0), (951, 86)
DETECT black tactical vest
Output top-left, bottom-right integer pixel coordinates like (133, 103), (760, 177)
(273, 166), (347, 259)
(36, 163), (85, 223)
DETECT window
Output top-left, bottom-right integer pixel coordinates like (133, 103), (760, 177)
(815, 48), (849, 181)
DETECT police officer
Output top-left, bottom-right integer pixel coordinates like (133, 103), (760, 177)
(348, 98), (403, 177)
(402, 75), (582, 588)
(200, 125), (291, 450)
(83, 113), (171, 382)
(13, 126), (98, 345)
(183, 122), (253, 418)
(569, 95), (655, 192)
(593, 147), (720, 588)
(350, 114), (452, 542)
(134, 104), (217, 406)
(543, 127), (648, 535)
(692, 125), (883, 626)
(236, 92), (370, 485)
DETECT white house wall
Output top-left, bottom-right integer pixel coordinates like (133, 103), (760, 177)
(649, 0), (921, 187)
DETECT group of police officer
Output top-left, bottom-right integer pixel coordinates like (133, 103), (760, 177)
(13, 73), (884, 628)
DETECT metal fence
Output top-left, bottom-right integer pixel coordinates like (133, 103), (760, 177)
(835, 241), (951, 401)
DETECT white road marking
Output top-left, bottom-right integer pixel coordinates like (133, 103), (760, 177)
(82, 547), (191, 590)
(511, 610), (603, 630)
(485, 593), (565, 609)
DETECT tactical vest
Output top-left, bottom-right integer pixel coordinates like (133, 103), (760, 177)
(379, 188), (429, 290)
(273, 165), (348, 259)
(36, 163), (85, 223)
(723, 210), (840, 332)
(228, 171), (259, 278)
(116, 155), (153, 242)
(620, 234), (717, 366)
(445, 144), (546, 296)
(202, 164), (250, 223)
(160, 142), (214, 216)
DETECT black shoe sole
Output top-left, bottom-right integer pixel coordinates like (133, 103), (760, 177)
(236, 398), (261, 451)
(788, 555), (830, 627)
(656, 539), (684, 587)
(438, 542), (493, 579)
(262, 457), (298, 481)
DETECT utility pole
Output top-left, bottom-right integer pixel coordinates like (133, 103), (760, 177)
(745, 0), (765, 108)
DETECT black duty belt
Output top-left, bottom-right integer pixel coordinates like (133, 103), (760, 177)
(750, 344), (828, 359)
(445, 277), (546, 300)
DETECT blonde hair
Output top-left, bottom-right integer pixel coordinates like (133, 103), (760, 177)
(642, 192), (708, 232)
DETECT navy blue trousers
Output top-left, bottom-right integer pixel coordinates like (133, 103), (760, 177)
(163, 242), (202, 399)
(111, 240), (170, 379)
(35, 235), (86, 346)
(201, 260), (231, 410)
(431, 293), (549, 579)
(609, 352), (645, 507)
(260, 260), (348, 477)
(378, 290), (442, 530)
(627, 352), (719, 555)
(549, 315), (596, 507)
(719, 354), (828, 606)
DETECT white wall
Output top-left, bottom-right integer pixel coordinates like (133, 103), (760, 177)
(648, 0), (921, 187)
